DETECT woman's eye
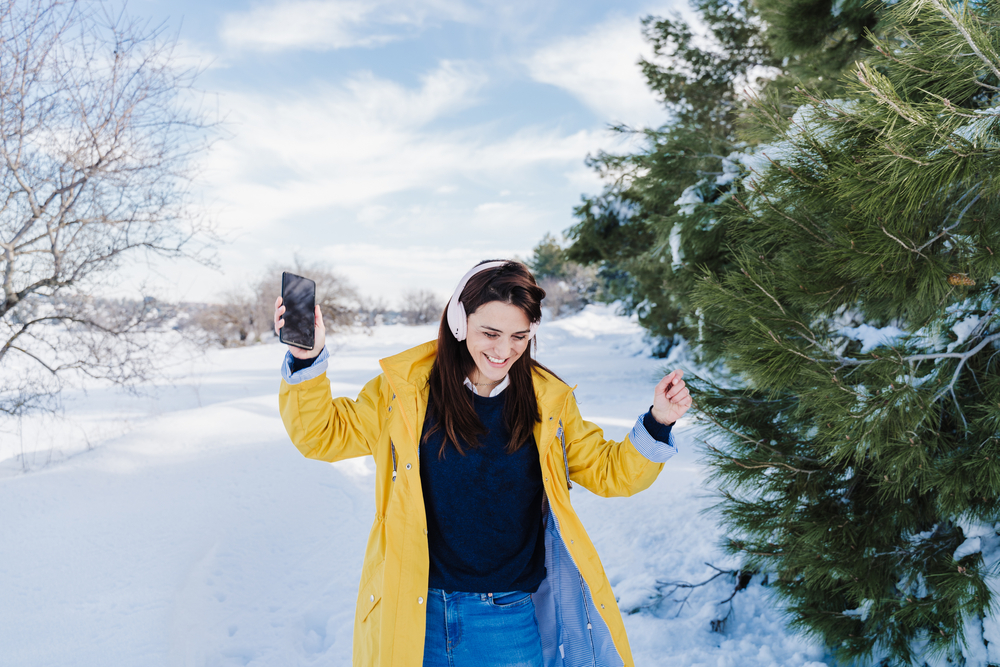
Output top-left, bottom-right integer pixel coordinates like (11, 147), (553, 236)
(484, 332), (498, 339)
(513, 336), (526, 342)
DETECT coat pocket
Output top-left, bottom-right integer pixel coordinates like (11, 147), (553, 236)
(354, 560), (385, 665)
(359, 560), (385, 622)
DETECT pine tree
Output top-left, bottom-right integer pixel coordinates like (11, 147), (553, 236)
(693, 0), (1000, 663)
(566, 0), (879, 357)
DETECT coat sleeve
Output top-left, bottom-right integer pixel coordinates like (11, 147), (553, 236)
(279, 370), (385, 462)
(561, 393), (666, 498)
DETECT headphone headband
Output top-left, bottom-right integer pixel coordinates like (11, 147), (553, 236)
(446, 261), (541, 341)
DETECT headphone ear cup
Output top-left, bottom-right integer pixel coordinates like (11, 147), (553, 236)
(448, 299), (469, 341)
(455, 302), (467, 341)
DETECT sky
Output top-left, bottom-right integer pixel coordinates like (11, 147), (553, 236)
(130, 0), (689, 304)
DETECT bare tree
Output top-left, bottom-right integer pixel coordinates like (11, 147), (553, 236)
(357, 294), (389, 328)
(398, 289), (442, 326)
(538, 263), (602, 319)
(0, 0), (214, 417)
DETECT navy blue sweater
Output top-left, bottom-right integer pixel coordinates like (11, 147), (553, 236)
(420, 390), (547, 594)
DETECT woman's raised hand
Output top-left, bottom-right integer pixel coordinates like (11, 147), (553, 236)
(274, 296), (326, 360)
(650, 370), (692, 426)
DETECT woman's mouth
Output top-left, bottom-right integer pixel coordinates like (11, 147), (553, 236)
(485, 354), (507, 367)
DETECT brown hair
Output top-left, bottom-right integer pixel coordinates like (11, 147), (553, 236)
(424, 260), (555, 457)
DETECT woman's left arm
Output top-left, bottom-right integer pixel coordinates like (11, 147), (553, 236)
(563, 370), (691, 498)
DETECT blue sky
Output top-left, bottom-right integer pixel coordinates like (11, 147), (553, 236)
(135, 0), (689, 303)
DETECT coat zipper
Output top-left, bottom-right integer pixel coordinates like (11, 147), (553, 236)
(390, 441), (397, 482)
(558, 419), (572, 490)
(578, 573), (598, 665)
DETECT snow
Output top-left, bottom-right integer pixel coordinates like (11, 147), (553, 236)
(1, 304), (833, 666)
(716, 154), (741, 187)
(669, 223), (684, 270)
(949, 314), (981, 352)
(951, 107), (1000, 150)
(843, 599), (873, 622)
(673, 183), (704, 216)
(838, 323), (906, 353)
(953, 519), (1000, 667)
(954, 537), (982, 561)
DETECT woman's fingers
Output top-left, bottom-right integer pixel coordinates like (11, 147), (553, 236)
(656, 370), (685, 397)
(655, 369), (679, 390)
(273, 297), (285, 335)
(671, 388), (691, 406)
(665, 379), (686, 401)
(312, 305), (327, 354)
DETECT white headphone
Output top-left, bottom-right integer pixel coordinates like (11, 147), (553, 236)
(446, 261), (541, 341)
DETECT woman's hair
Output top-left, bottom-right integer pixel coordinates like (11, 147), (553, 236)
(424, 260), (554, 457)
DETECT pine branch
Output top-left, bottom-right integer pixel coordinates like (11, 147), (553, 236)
(827, 333), (1000, 368)
(711, 445), (824, 476)
(930, 333), (1000, 403)
(856, 63), (924, 125)
(915, 189), (982, 252)
(926, 0), (1000, 85)
(742, 269), (787, 314)
(885, 144), (929, 166)
(881, 225), (929, 258)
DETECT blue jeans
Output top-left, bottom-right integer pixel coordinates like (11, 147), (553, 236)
(423, 588), (544, 667)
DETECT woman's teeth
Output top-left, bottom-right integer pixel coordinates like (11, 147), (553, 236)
(486, 354), (505, 364)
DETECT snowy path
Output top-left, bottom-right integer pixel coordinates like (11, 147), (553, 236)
(0, 306), (830, 666)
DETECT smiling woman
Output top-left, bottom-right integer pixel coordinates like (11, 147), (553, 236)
(273, 260), (692, 667)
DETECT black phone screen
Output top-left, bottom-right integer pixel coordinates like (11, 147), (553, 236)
(280, 272), (316, 350)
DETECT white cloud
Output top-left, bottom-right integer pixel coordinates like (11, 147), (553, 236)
(314, 243), (529, 301)
(524, 15), (668, 129)
(172, 39), (227, 71)
(221, 0), (477, 52)
(198, 60), (603, 235)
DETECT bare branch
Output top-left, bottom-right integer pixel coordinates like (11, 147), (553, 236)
(0, 0), (215, 419)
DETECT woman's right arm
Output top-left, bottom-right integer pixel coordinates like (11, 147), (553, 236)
(279, 371), (385, 462)
(276, 297), (383, 462)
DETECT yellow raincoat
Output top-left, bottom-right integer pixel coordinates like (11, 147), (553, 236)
(279, 341), (667, 667)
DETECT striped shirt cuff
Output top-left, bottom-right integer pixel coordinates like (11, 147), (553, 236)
(629, 412), (678, 463)
(281, 346), (329, 385)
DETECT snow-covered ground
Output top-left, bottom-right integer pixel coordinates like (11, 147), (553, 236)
(0, 305), (831, 666)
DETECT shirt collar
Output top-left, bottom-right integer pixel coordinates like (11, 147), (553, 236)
(463, 375), (510, 397)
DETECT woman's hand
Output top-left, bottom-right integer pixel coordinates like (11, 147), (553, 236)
(274, 296), (326, 360)
(650, 370), (691, 426)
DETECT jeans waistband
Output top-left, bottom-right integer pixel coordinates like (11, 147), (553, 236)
(428, 588), (525, 600)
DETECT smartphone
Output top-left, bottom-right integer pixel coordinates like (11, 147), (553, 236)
(280, 272), (316, 350)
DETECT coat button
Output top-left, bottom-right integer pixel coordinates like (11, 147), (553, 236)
(370, 595), (374, 602)
(388, 406), (392, 412)
(600, 604), (605, 609)
(424, 529), (428, 535)
(392, 394), (395, 400)
(418, 597), (424, 604)
(405, 463), (412, 470)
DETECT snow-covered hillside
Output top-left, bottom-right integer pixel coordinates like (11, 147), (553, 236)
(0, 305), (831, 666)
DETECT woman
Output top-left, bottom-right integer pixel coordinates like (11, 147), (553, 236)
(275, 260), (691, 667)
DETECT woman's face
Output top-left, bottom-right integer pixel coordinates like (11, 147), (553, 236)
(465, 300), (532, 383)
